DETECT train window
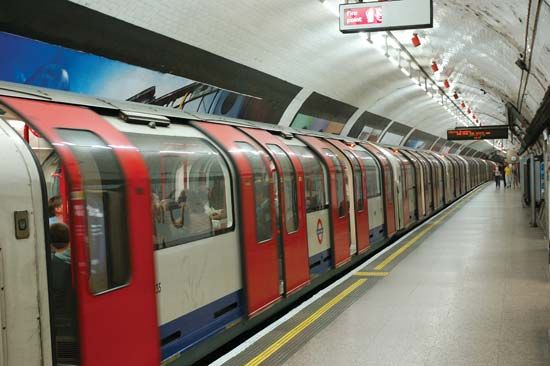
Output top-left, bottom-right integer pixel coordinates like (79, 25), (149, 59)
(127, 134), (233, 249)
(354, 151), (382, 198)
(56, 129), (130, 294)
(235, 142), (273, 242)
(266, 145), (298, 233)
(323, 149), (346, 218)
(290, 146), (328, 213)
(345, 151), (364, 211)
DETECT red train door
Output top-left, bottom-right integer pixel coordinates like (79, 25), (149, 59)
(411, 151), (434, 214)
(239, 127), (310, 295)
(3, 97), (160, 365)
(193, 122), (281, 316)
(361, 143), (397, 237)
(328, 139), (370, 254)
(393, 152), (411, 227)
(400, 150), (424, 219)
(298, 136), (351, 268)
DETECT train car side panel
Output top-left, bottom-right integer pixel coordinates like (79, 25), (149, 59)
(0, 117), (51, 366)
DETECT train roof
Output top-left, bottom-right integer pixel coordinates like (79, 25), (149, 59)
(0, 81), (486, 160)
(0, 81), (362, 141)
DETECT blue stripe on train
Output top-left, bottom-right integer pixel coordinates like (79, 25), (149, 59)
(369, 224), (386, 244)
(309, 249), (332, 275)
(160, 226), (386, 360)
(160, 290), (244, 361)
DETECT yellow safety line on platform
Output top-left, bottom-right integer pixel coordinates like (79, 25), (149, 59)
(244, 279), (368, 366)
(374, 223), (435, 270)
(373, 185), (483, 271)
(354, 271), (390, 277)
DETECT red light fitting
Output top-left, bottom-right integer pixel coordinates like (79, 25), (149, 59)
(431, 61), (439, 73)
(443, 79), (450, 89)
(460, 102), (466, 108)
(412, 33), (421, 47)
(467, 108), (471, 114)
(453, 92), (459, 100)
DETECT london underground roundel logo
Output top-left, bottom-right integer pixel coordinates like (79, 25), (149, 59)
(316, 219), (324, 244)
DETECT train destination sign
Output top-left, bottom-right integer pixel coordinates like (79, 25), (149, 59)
(339, 0), (433, 33)
(447, 126), (509, 141)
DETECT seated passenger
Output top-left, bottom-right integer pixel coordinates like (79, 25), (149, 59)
(186, 191), (212, 235)
(48, 196), (63, 225)
(49, 223), (76, 337)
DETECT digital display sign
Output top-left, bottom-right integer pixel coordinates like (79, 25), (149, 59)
(343, 6), (383, 26)
(447, 126), (509, 141)
(340, 0), (433, 33)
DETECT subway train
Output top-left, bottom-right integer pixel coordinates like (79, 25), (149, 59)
(0, 82), (495, 366)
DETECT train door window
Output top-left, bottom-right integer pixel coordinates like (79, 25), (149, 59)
(56, 129), (130, 294)
(407, 165), (415, 190)
(323, 149), (346, 218)
(290, 146), (328, 213)
(235, 142), (273, 243)
(127, 134), (233, 249)
(344, 151), (364, 212)
(355, 151), (382, 198)
(266, 144), (298, 233)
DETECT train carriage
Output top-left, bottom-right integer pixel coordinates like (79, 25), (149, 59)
(0, 82), (493, 366)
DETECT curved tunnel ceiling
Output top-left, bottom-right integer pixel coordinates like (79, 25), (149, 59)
(67, 0), (550, 155)
(388, 0), (550, 150)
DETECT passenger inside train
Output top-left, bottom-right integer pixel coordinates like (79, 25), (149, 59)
(49, 222), (77, 349)
(48, 196), (63, 225)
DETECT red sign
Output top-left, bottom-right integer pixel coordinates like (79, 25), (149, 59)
(344, 6), (383, 26)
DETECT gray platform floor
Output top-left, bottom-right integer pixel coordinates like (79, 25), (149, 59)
(282, 186), (550, 366)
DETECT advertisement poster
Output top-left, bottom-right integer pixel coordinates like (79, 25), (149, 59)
(0, 32), (273, 122)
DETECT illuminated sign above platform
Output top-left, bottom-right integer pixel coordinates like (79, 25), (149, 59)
(339, 0), (433, 33)
(447, 126), (509, 141)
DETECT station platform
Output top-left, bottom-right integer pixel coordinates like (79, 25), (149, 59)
(214, 184), (550, 366)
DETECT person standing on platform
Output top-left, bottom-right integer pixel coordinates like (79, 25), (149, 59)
(504, 164), (512, 188)
(512, 164), (520, 188)
(500, 164), (506, 188)
(494, 165), (502, 188)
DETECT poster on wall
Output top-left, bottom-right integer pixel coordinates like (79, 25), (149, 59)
(0, 32), (274, 123)
(291, 113), (345, 134)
